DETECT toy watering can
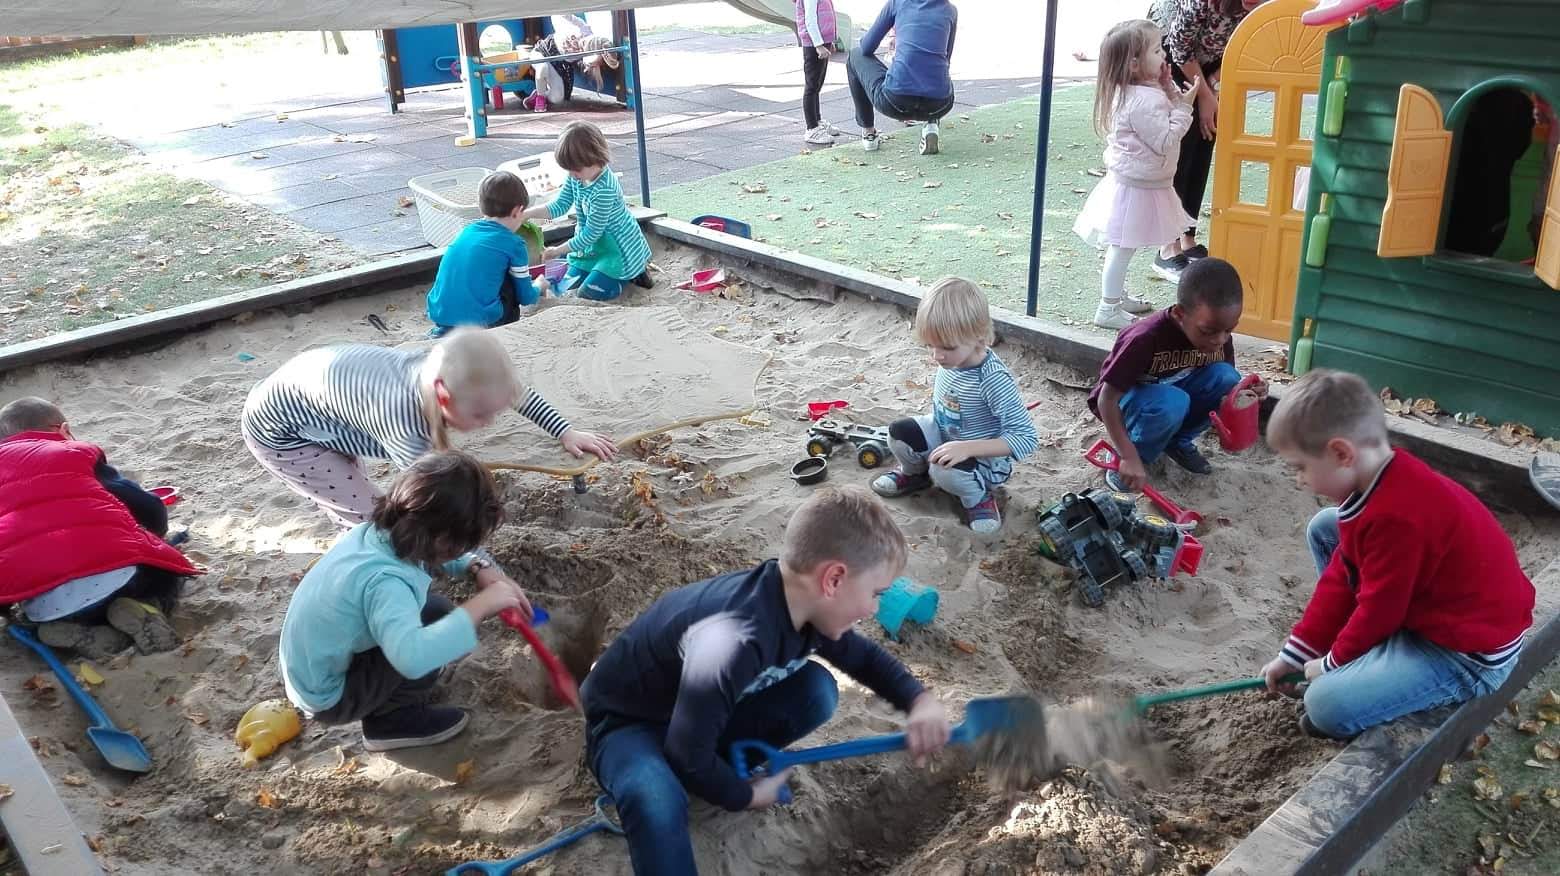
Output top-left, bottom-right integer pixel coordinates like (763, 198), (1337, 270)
(1209, 374), (1263, 453)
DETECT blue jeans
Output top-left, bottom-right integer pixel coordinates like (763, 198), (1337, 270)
(845, 47), (955, 130)
(1300, 508), (1515, 738)
(587, 662), (839, 875)
(561, 266), (625, 301)
(1119, 362), (1240, 465)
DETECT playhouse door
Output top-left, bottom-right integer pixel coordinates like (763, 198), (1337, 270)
(1208, 0), (1340, 342)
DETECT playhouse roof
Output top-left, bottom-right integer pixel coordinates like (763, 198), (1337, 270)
(0, 0), (687, 37)
(1300, 0), (1406, 26)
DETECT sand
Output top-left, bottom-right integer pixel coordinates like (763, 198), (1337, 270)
(2, 238), (1557, 875)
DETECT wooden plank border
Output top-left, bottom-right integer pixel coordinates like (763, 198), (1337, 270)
(0, 692), (103, 875)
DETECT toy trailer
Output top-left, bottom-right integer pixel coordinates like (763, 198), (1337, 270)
(1290, 0), (1560, 436)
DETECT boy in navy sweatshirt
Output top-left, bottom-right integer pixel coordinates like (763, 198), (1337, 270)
(1261, 369), (1534, 739)
(580, 486), (951, 875)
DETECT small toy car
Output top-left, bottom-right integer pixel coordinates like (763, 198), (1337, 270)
(805, 418), (892, 469)
(1035, 489), (1192, 607)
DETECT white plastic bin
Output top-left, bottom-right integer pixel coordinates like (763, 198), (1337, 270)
(408, 167), (492, 248)
(495, 154), (569, 201)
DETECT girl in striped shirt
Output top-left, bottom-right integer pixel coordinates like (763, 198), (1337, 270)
(870, 278), (1039, 534)
(524, 122), (653, 302)
(241, 329), (616, 528)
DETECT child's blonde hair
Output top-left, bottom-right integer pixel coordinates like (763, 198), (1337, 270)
(421, 329), (524, 449)
(780, 486), (907, 577)
(0, 396), (65, 439)
(915, 277), (995, 348)
(1093, 19), (1162, 137)
(1267, 369), (1390, 456)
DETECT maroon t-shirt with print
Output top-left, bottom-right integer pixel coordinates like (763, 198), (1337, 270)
(1088, 309), (1236, 415)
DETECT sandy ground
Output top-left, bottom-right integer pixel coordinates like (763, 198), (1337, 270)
(2, 238), (1557, 875)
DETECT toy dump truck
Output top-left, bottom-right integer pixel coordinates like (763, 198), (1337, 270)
(805, 418), (892, 469)
(1036, 489), (1201, 607)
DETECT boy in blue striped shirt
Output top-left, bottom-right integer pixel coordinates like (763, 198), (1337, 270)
(872, 278), (1038, 533)
(524, 122), (653, 301)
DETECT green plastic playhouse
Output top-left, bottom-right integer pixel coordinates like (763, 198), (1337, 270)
(1292, 0), (1560, 435)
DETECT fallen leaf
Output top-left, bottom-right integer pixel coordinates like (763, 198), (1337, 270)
(951, 639), (977, 655)
(996, 211), (1013, 220)
(1519, 719), (1547, 735)
(220, 121), (236, 128)
(1473, 733), (1492, 755)
(765, 213), (782, 221)
(1473, 776), (1504, 800)
(1540, 690), (1560, 708)
(922, 180), (943, 189)
(455, 759), (476, 784)
(396, 196), (414, 208)
(334, 757), (362, 776)
(185, 712), (209, 726)
(1522, 759), (1554, 769)
(61, 773), (88, 787)
(1085, 168), (1106, 177)
(1546, 787), (1560, 808)
(1509, 792), (1527, 810)
(1497, 422), (1536, 446)
(180, 195), (202, 207)
(76, 663), (105, 686)
(0, 784), (11, 801)
(23, 675), (56, 694)
(740, 182), (768, 194)
(1438, 763), (1454, 784)
(275, 113), (289, 121)
(249, 152), (268, 160)
(257, 788), (281, 809)
(1537, 740), (1560, 760)
(854, 211), (879, 220)
(1539, 707), (1560, 724)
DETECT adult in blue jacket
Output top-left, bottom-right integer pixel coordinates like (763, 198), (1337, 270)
(846, 0), (958, 156)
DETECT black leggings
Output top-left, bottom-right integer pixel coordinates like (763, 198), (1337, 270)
(312, 593), (458, 724)
(1168, 52), (1222, 237)
(802, 45), (829, 129)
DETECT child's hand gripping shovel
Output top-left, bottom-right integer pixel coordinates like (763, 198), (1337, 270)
(730, 695), (1045, 804)
(446, 794), (623, 875)
(498, 607), (581, 712)
(8, 625), (153, 772)
(1082, 439), (1203, 526)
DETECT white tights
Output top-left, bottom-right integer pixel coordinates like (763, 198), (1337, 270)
(1101, 245), (1135, 303)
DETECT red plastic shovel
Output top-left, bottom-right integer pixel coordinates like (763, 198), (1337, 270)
(675, 268), (727, 293)
(499, 608), (581, 712)
(1082, 439), (1203, 526)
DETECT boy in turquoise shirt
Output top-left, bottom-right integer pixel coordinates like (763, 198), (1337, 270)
(279, 452), (531, 751)
(425, 171), (542, 337)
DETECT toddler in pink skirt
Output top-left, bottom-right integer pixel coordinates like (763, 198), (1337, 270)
(1073, 19), (1201, 330)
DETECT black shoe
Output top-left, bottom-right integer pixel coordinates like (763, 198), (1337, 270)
(1164, 444), (1213, 475)
(1183, 244), (1209, 260)
(1152, 253), (1189, 282)
(632, 270), (654, 289)
(362, 705), (469, 752)
(1104, 469), (1134, 493)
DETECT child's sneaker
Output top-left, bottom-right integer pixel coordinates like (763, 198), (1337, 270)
(533, 95), (549, 113)
(871, 470), (931, 498)
(1118, 295), (1154, 314)
(804, 126), (835, 146)
(920, 121), (940, 155)
(37, 621), (132, 661)
(862, 132), (880, 152)
(362, 705), (470, 752)
(106, 597), (179, 654)
(1104, 469), (1132, 493)
(966, 492), (1001, 534)
(1152, 253), (1189, 282)
(1093, 301), (1136, 330)
(1165, 443), (1213, 475)
(632, 270), (655, 289)
(1183, 244), (1210, 260)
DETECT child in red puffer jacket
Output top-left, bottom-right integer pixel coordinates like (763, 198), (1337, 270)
(0, 396), (198, 659)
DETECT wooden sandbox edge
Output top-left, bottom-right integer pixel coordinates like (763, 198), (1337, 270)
(0, 689), (104, 875)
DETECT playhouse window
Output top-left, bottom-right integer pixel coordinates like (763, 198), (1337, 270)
(479, 25), (516, 55)
(1443, 88), (1551, 263)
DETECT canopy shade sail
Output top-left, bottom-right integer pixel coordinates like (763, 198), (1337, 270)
(0, 1), (692, 37)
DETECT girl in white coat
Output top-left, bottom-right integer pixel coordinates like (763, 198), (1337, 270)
(1073, 19), (1201, 330)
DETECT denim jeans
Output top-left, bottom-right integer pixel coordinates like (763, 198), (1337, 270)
(845, 47), (954, 130)
(1300, 508), (1515, 738)
(586, 661), (839, 875)
(1118, 361), (1240, 464)
(560, 266), (625, 301)
(887, 415), (997, 509)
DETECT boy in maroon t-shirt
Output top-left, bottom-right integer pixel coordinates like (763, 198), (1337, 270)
(1089, 257), (1266, 490)
(1261, 370), (1533, 739)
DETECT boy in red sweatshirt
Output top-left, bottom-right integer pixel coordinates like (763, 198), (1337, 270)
(1261, 370), (1534, 739)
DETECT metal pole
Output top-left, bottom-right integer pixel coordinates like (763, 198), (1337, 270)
(627, 10), (652, 207)
(1025, 0), (1060, 318)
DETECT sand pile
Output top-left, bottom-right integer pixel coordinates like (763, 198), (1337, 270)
(2, 238), (1556, 874)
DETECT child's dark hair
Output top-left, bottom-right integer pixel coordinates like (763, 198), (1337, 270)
(479, 171), (529, 218)
(554, 122), (612, 172)
(372, 451), (504, 572)
(1176, 257), (1244, 311)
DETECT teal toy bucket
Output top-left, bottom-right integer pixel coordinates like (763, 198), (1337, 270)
(875, 577), (938, 640)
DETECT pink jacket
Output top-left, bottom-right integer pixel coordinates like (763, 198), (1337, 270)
(794, 0), (838, 48)
(1103, 85), (1194, 188)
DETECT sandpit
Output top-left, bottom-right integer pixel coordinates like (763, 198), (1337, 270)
(3, 238), (1557, 875)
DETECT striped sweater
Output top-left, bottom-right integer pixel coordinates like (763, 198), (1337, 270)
(548, 165), (652, 280)
(241, 344), (569, 468)
(930, 350), (1038, 483)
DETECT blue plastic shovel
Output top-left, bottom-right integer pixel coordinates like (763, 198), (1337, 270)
(446, 794), (624, 875)
(8, 624), (153, 773)
(730, 695), (1041, 802)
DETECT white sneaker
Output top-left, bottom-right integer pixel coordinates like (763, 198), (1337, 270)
(1094, 302), (1136, 330)
(1118, 295), (1154, 314)
(804, 126), (835, 146)
(862, 132), (880, 152)
(819, 120), (844, 137)
(920, 121), (940, 155)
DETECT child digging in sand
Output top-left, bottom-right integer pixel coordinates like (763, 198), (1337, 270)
(1088, 256), (1266, 492)
(581, 487), (951, 875)
(279, 451), (533, 750)
(871, 277), (1038, 534)
(522, 121), (653, 301)
(241, 328), (616, 528)
(424, 170), (544, 338)
(0, 396), (198, 658)
(1261, 369), (1534, 739)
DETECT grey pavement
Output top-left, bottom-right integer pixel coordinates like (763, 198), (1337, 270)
(123, 27), (1043, 257)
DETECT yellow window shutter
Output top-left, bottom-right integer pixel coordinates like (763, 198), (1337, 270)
(1536, 145), (1560, 289)
(1377, 84), (1452, 258)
